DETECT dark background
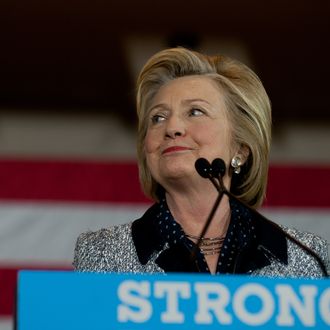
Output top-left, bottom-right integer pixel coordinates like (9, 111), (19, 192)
(1, 0), (329, 124)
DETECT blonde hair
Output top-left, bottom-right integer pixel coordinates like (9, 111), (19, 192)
(136, 47), (271, 208)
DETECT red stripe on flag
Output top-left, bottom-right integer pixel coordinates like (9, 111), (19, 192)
(265, 164), (330, 208)
(0, 158), (150, 204)
(0, 158), (329, 207)
(0, 264), (72, 316)
(0, 268), (17, 316)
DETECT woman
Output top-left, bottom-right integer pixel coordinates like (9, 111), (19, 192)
(74, 47), (328, 277)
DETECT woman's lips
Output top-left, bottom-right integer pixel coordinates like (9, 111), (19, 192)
(162, 146), (191, 154)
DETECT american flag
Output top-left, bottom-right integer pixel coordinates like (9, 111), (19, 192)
(0, 156), (329, 329)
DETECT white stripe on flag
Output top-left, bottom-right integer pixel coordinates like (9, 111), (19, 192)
(0, 202), (149, 263)
(0, 202), (329, 264)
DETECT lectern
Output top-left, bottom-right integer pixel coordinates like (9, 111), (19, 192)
(16, 271), (330, 329)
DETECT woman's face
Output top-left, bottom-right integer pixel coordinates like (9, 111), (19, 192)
(144, 75), (236, 187)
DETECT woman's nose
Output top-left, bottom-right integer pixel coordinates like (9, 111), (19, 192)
(165, 116), (186, 139)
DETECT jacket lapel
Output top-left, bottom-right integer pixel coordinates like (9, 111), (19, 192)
(131, 203), (199, 272)
(234, 213), (288, 274)
(131, 203), (162, 265)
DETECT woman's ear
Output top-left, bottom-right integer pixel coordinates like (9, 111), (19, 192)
(237, 144), (250, 165)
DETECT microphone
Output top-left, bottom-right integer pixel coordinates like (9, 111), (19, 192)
(211, 158), (226, 178)
(195, 158), (221, 192)
(194, 158), (212, 178)
(211, 158), (226, 192)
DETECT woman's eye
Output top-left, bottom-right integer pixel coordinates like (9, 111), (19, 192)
(151, 114), (166, 124)
(189, 108), (204, 116)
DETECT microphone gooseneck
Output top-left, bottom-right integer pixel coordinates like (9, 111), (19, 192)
(191, 158), (225, 262)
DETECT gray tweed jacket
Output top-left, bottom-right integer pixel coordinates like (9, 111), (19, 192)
(74, 203), (329, 278)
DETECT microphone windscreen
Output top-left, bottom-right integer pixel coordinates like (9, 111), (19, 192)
(211, 158), (226, 177)
(195, 158), (212, 178)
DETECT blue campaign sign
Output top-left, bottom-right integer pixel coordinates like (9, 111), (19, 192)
(17, 270), (330, 330)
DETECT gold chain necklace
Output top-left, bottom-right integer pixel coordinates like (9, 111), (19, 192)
(186, 234), (225, 255)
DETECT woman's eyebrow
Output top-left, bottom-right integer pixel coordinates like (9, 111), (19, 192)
(148, 103), (169, 113)
(148, 98), (211, 113)
(181, 98), (211, 106)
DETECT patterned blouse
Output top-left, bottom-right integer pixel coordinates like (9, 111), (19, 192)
(156, 198), (256, 274)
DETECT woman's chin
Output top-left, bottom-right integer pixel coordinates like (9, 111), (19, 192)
(159, 164), (196, 182)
